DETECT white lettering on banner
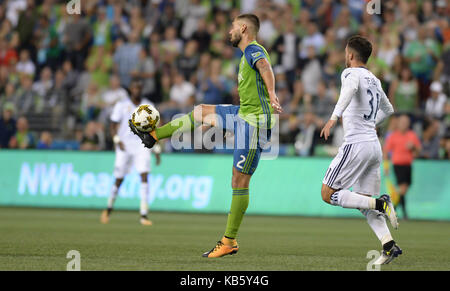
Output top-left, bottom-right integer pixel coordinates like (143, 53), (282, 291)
(17, 162), (212, 209)
(148, 174), (213, 209)
(18, 163), (39, 195)
(80, 173), (96, 197)
(63, 164), (80, 196)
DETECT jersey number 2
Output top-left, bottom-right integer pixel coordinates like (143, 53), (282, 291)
(364, 89), (380, 121)
(236, 155), (246, 169)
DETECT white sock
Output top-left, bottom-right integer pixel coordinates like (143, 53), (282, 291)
(330, 189), (376, 210)
(360, 209), (393, 245)
(107, 184), (119, 209)
(140, 182), (149, 216)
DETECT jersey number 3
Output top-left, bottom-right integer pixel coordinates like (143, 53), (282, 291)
(364, 89), (380, 121)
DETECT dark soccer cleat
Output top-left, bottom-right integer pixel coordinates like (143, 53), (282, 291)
(374, 243), (403, 265)
(379, 194), (399, 230)
(128, 119), (157, 149)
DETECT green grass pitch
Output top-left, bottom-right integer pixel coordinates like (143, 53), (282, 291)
(0, 207), (449, 271)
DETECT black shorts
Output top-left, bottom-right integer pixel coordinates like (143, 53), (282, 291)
(393, 165), (412, 185)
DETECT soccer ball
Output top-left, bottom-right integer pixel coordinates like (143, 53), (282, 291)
(131, 104), (160, 132)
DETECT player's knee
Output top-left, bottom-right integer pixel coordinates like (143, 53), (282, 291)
(232, 170), (250, 189)
(321, 184), (332, 204)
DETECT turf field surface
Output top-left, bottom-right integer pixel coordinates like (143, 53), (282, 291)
(0, 207), (449, 271)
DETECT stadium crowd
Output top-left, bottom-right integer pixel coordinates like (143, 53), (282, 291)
(0, 0), (449, 159)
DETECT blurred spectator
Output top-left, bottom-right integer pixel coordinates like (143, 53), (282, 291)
(434, 44), (450, 95)
(98, 75), (128, 125)
(0, 103), (16, 148)
(6, 0), (27, 28)
(425, 81), (448, 120)
(199, 59), (227, 105)
(161, 26), (183, 56)
(16, 0), (36, 51)
(176, 40), (200, 82)
(191, 19), (211, 53)
(300, 45), (322, 96)
(156, 3), (182, 36)
(81, 82), (102, 123)
(61, 60), (79, 93)
(180, 0), (209, 40)
(86, 45), (113, 89)
(273, 20), (300, 86)
(293, 111), (323, 156)
(113, 31), (142, 88)
(131, 48), (156, 99)
(80, 121), (103, 151)
(159, 72), (195, 120)
(48, 69), (67, 115)
(313, 81), (336, 122)
(0, 38), (17, 68)
(63, 13), (92, 71)
(388, 66), (419, 114)
(16, 49), (35, 77)
(420, 119), (441, 159)
(403, 26), (440, 103)
(32, 67), (53, 112)
(258, 12), (277, 46)
(14, 75), (35, 115)
(36, 131), (53, 149)
(92, 6), (112, 49)
(9, 116), (34, 149)
(299, 22), (325, 59)
(0, 82), (17, 110)
(441, 127), (450, 159)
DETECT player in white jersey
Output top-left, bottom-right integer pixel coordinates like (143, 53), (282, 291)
(101, 79), (161, 226)
(320, 36), (402, 265)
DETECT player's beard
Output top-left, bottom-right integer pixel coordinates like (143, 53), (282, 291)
(230, 33), (241, 47)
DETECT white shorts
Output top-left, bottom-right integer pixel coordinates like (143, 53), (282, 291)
(322, 140), (382, 195)
(113, 144), (151, 179)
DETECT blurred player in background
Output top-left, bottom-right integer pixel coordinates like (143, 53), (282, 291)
(383, 114), (422, 219)
(101, 79), (161, 226)
(129, 14), (283, 257)
(320, 36), (402, 265)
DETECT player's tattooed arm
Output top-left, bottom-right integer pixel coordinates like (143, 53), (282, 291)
(255, 58), (283, 113)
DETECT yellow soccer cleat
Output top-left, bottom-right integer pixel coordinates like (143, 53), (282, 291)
(100, 210), (110, 224)
(140, 217), (153, 226)
(202, 237), (239, 258)
(380, 194), (399, 230)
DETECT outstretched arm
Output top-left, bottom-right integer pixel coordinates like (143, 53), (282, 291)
(255, 58), (283, 113)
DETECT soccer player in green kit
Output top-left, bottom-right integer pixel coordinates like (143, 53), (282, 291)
(129, 14), (283, 258)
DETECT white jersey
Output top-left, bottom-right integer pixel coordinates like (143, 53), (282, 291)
(332, 67), (394, 145)
(110, 97), (153, 149)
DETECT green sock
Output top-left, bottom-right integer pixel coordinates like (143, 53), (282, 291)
(155, 111), (198, 140)
(224, 188), (249, 239)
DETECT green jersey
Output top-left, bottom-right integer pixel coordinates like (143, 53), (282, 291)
(237, 41), (275, 128)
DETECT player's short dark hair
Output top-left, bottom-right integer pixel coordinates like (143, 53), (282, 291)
(236, 14), (260, 34)
(347, 35), (372, 64)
